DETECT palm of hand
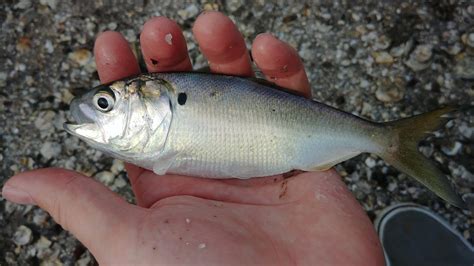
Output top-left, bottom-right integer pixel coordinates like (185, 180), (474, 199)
(3, 12), (383, 265)
(127, 170), (380, 265)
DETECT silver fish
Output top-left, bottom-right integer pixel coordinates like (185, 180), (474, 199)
(64, 72), (465, 208)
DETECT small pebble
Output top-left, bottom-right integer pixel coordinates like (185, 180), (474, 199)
(110, 159), (124, 174)
(177, 4), (199, 20)
(458, 123), (473, 139)
(96, 171), (115, 185)
(441, 141), (462, 156)
(33, 209), (48, 225)
(365, 157), (377, 168)
(414, 45), (433, 62)
(387, 182), (398, 192)
(226, 0), (243, 12)
(198, 243), (206, 249)
(16, 63), (26, 72)
(405, 44), (433, 71)
(461, 33), (474, 48)
(4, 201), (18, 215)
(13, 225), (32, 246)
(68, 49), (92, 66)
(375, 86), (404, 102)
(40, 141), (62, 160)
(35, 110), (56, 131)
(16, 37), (31, 53)
(76, 251), (92, 266)
(419, 145), (434, 157)
(372, 51), (393, 64)
(14, 0), (31, 9)
(0, 71), (7, 87)
(373, 35), (391, 50)
(44, 39), (54, 53)
(454, 56), (474, 79)
(35, 236), (52, 250)
(107, 22), (118, 31)
(113, 176), (127, 188)
(39, 0), (58, 9)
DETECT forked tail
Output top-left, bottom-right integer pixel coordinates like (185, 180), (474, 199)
(377, 106), (466, 208)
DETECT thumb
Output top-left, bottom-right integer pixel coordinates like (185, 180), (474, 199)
(2, 168), (143, 260)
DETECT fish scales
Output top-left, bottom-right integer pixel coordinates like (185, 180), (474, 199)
(151, 73), (378, 178)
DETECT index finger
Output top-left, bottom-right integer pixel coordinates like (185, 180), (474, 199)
(94, 31), (141, 83)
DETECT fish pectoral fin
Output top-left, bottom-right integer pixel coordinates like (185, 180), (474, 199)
(152, 153), (179, 175)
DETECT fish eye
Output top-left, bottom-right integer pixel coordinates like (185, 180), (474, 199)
(93, 89), (115, 112)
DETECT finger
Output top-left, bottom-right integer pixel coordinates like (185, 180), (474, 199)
(2, 168), (143, 261)
(193, 11), (253, 77)
(140, 16), (192, 72)
(252, 33), (311, 97)
(94, 31), (141, 83)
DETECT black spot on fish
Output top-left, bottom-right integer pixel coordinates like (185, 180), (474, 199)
(210, 91), (217, 97)
(150, 58), (158, 65)
(178, 92), (187, 105)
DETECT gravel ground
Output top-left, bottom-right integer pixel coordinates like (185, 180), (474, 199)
(1, 0), (473, 264)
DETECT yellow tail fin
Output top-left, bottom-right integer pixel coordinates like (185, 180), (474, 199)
(378, 106), (466, 208)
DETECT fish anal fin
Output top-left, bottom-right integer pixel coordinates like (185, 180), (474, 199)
(302, 152), (361, 172)
(305, 163), (334, 172)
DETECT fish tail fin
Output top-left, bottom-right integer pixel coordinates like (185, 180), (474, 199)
(377, 106), (466, 208)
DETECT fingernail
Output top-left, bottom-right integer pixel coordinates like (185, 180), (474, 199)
(2, 185), (35, 205)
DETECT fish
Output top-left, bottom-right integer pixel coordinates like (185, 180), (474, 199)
(64, 72), (466, 208)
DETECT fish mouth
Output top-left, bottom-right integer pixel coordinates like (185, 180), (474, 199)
(63, 99), (100, 139)
(70, 98), (96, 124)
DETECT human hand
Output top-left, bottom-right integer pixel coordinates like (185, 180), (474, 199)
(2, 12), (384, 265)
